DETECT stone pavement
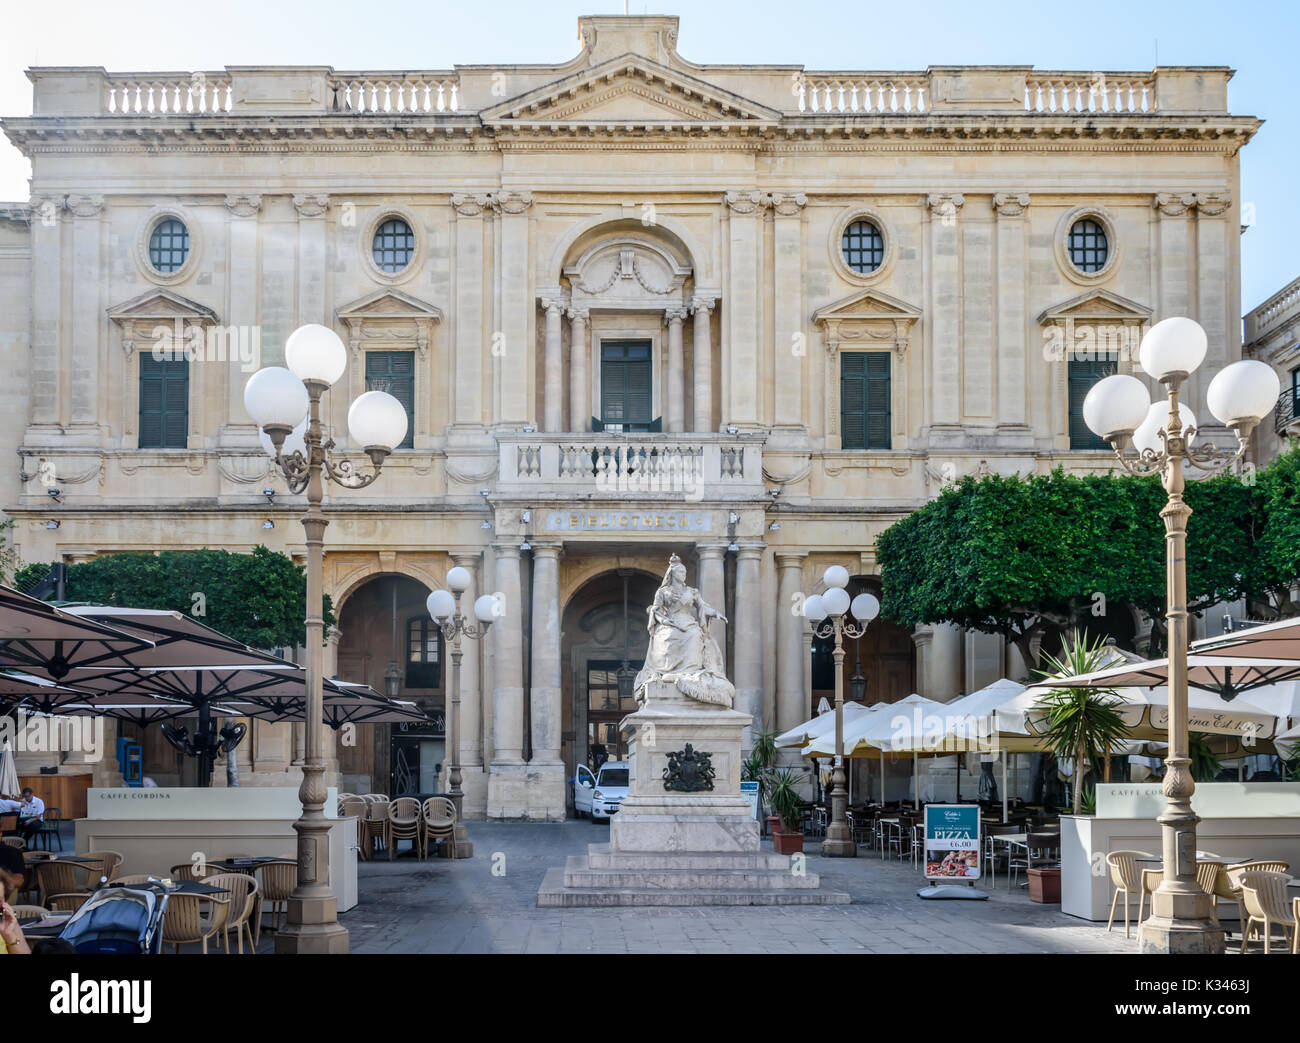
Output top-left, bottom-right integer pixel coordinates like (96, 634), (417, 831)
(341, 821), (1137, 954)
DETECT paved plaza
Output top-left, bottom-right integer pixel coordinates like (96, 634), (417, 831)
(342, 822), (1134, 954)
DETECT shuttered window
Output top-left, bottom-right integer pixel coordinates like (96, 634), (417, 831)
(139, 352), (189, 448)
(364, 351), (415, 449)
(840, 352), (891, 450)
(598, 341), (656, 433)
(1068, 357), (1117, 449)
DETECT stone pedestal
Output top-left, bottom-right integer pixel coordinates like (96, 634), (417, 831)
(538, 681), (850, 906)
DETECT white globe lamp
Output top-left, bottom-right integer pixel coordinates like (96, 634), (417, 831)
(285, 324), (348, 388)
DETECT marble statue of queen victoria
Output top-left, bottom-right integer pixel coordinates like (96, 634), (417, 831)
(633, 555), (735, 707)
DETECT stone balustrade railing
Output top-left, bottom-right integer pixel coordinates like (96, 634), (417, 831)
(105, 74), (232, 115)
(1023, 73), (1155, 114)
(1246, 276), (1300, 345)
(328, 73), (460, 113)
(796, 75), (929, 113)
(496, 435), (762, 499)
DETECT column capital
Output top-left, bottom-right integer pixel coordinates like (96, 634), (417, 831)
(735, 543), (766, 561)
(541, 296), (565, 317)
(293, 193), (330, 217)
(724, 190), (771, 214)
(690, 294), (717, 315)
(664, 306), (688, 325)
(65, 193), (104, 218)
(992, 192), (1030, 217)
(493, 190), (534, 215)
(771, 192), (808, 215)
(927, 193), (965, 221)
(492, 542), (522, 561)
(774, 550), (808, 569)
(451, 193), (492, 216)
(530, 540), (562, 559)
(1193, 192), (1231, 216)
(1154, 192), (1197, 217)
(695, 541), (729, 560)
(451, 551), (481, 569)
(224, 194), (262, 217)
(566, 305), (589, 322)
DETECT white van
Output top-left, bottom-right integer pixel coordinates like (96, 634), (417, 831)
(572, 760), (630, 822)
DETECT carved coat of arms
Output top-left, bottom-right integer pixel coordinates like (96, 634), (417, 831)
(662, 743), (715, 792)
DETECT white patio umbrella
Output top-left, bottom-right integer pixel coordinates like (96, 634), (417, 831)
(0, 739), (18, 798)
(774, 699), (874, 749)
(1275, 721), (1300, 760)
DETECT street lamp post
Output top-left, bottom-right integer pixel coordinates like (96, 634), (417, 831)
(800, 566), (881, 857)
(1082, 316), (1279, 954)
(427, 576), (501, 856)
(244, 323), (409, 955)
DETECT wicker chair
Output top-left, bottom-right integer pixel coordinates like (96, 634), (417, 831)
(169, 861), (215, 882)
(11, 904), (49, 920)
(33, 860), (80, 906)
(44, 892), (91, 912)
(1217, 860), (1291, 933)
(1238, 870), (1297, 954)
(1106, 851), (1152, 939)
(161, 891), (228, 955)
(387, 797), (422, 860)
(420, 797), (456, 860)
(112, 874), (159, 887)
(254, 860), (297, 944)
(206, 872), (259, 954)
(1, 836), (24, 850)
(80, 850), (123, 884)
(364, 800), (390, 858)
(341, 797), (369, 860)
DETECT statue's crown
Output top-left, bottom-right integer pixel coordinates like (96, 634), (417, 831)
(668, 553), (682, 566)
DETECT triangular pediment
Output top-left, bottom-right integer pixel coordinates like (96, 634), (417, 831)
(336, 289), (443, 324)
(813, 288), (923, 326)
(480, 53), (781, 128)
(1038, 289), (1152, 325)
(107, 288), (218, 325)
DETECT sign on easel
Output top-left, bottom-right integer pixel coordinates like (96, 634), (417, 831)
(740, 780), (759, 819)
(923, 804), (981, 880)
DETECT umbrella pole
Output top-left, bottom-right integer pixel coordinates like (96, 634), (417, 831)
(880, 748), (885, 805)
(1001, 751), (1008, 823)
(913, 750), (919, 810)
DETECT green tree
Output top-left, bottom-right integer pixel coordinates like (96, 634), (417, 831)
(1251, 443), (1300, 616)
(1034, 630), (1129, 814)
(18, 547), (333, 649)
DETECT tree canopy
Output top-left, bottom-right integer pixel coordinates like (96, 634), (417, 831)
(14, 546), (333, 650)
(877, 446), (1300, 670)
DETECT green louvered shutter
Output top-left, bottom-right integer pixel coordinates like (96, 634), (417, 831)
(139, 353), (189, 448)
(1068, 357), (1116, 449)
(600, 341), (654, 432)
(365, 351), (415, 449)
(840, 352), (891, 450)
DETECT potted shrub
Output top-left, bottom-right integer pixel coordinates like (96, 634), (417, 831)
(744, 721), (779, 836)
(765, 767), (804, 855)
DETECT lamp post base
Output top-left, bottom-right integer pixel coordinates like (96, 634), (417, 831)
(821, 822), (857, 858)
(274, 897), (350, 954)
(440, 823), (474, 859)
(1139, 915), (1225, 955)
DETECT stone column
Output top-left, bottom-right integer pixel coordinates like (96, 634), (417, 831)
(696, 543), (728, 663)
(451, 552), (483, 767)
(568, 306), (589, 432)
(294, 194), (330, 327)
(1193, 193), (1232, 413)
(664, 306), (686, 433)
(691, 296), (715, 433)
(529, 542), (563, 765)
(222, 195), (262, 444)
(771, 193), (807, 436)
(450, 194), (488, 434)
(724, 191), (766, 430)
(26, 196), (63, 438)
(914, 623), (963, 700)
(732, 544), (765, 749)
(775, 552), (808, 739)
(993, 194), (1030, 435)
(927, 194), (965, 435)
(542, 297), (564, 431)
(494, 191), (534, 427)
(490, 544), (524, 764)
(963, 630), (1004, 695)
(66, 195), (104, 435)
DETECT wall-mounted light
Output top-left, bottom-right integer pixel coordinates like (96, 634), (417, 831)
(522, 424), (537, 434)
(520, 540), (531, 551)
(480, 520), (493, 530)
(520, 510), (532, 524)
(262, 519), (275, 530)
(44, 519), (59, 530)
(728, 511), (739, 525)
(262, 487), (276, 502)
(725, 425), (738, 435)
(727, 541), (739, 552)
(47, 487), (62, 502)
(768, 521), (781, 532)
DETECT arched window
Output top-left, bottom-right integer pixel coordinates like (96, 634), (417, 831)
(405, 615), (441, 688)
(372, 218), (415, 273)
(148, 218), (190, 273)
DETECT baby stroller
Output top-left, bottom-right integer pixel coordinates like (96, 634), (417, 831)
(59, 883), (169, 954)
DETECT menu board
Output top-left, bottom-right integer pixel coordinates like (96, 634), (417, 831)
(923, 803), (981, 880)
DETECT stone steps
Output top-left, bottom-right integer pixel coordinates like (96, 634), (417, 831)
(584, 843), (793, 872)
(537, 867), (852, 907)
(563, 855), (822, 890)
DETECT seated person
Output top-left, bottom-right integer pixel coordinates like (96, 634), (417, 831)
(0, 878), (31, 954)
(16, 789), (44, 844)
(0, 845), (26, 901)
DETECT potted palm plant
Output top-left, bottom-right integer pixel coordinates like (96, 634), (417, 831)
(744, 722), (779, 836)
(1031, 630), (1129, 905)
(765, 767), (805, 855)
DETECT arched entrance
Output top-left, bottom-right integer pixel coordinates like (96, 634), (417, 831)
(560, 568), (659, 780)
(335, 573), (438, 796)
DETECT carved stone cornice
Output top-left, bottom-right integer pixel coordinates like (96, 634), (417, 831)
(724, 190), (771, 215)
(992, 192), (1030, 216)
(770, 192), (807, 216)
(1154, 192), (1197, 216)
(224, 194), (262, 217)
(927, 193), (965, 220)
(65, 194), (105, 218)
(292, 193), (330, 217)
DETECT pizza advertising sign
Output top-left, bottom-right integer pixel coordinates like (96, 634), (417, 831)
(923, 803), (981, 881)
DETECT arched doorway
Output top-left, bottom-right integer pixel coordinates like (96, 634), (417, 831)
(560, 569), (659, 781)
(335, 573), (438, 796)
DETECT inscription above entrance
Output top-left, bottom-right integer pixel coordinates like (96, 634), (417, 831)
(545, 510), (712, 533)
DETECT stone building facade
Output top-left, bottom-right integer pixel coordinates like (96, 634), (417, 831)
(0, 15), (1259, 817)
(1244, 274), (1300, 464)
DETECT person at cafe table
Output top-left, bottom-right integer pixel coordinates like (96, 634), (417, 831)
(9, 789), (44, 845)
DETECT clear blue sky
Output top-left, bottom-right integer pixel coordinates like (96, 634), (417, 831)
(1, 0), (1293, 310)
